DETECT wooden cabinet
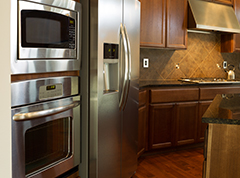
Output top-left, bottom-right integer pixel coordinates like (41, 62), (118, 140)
(221, 0), (240, 52)
(166, 0), (188, 49)
(148, 87), (199, 150)
(138, 90), (148, 157)
(149, 103), (175, 149)
(140, 0), (187, 49)
(140, 0), (165, 48)
(140, 85), (240, 154)
(176, 102), (198, 146)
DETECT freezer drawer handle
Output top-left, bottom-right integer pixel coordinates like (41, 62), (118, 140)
(13, 101), (80, 121)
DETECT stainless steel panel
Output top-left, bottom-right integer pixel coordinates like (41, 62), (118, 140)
(12, 95), (80, 178)
(188, 0), (240, 33)
(11, 0), (82, 74)
(11, 76), (79, 107)
(98, 0), (122, 177)
(78, 0), (89, 177)
(89, 0), (140, 177)
(122, 0), (140, 177)
(89, 0), (122, 177)
(89, 0), (98, 177)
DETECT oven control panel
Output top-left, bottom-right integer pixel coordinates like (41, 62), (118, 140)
(39, 84), (63, 100)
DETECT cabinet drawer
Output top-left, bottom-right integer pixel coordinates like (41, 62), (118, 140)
(139, 90), (147, 107)
(199, 86), (240, 100)
(150, 88), (199, 103)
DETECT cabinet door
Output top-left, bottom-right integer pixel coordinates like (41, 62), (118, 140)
(198, 101), (212, 142)
(175, 102), (198, 146)
(221, 0), (240, 52)
(149, 103), (175, 150)
(166, 0), (187, 49)
(140, 0), (166, 48)
(138, 105), (148, 157)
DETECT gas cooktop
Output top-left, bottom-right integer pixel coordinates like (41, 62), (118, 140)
(179, 78), (240, 84)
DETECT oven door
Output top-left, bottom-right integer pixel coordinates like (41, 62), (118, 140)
(11, 95), (80, 178)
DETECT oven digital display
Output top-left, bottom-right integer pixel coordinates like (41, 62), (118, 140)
(46, 85), (56, 90)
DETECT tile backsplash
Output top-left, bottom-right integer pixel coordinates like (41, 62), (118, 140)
(140, 32), (240, 80)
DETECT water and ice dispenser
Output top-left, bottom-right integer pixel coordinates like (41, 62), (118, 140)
(103, 43), (119, 94)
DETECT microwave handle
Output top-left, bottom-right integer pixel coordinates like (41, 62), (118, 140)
(13, 101), (80, 121)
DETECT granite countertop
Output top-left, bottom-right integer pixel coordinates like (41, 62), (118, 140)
(139, 80), (197, 89)
(139, 79), (240, 89)
(202, 93), (240, 125)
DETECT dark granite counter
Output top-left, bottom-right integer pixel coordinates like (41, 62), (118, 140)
(139, 80), (197, 89)
(202, 93), (240, 125)
(139, 79), (240, 89)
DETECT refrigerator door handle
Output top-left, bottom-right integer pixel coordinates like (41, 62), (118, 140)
(121, 25), (131, 110)
(119, 23), (129, 111)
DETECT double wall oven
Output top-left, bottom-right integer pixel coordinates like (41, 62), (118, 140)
(10, 0), (82, 177)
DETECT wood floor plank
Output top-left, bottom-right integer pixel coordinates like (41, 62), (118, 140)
(133, 148), (204, 178)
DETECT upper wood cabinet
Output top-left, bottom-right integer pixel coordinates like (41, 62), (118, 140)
(221, 0), (240, 52)
(140, 0), (187, 49)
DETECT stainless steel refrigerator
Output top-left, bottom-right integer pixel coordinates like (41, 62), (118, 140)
(89, 0), (140, 177)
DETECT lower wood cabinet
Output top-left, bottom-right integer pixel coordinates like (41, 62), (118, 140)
(176, 102), (198, 146)
(139, 85), (240, 154)
(138, 89), (148, 157)
(149, 103), (175, 150)
(149, 101), (199, 150)
(138, 105), (148, 157)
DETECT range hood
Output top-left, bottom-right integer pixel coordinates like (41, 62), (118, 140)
(188, 0), (240, 34)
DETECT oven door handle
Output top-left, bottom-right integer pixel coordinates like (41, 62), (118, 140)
(13, 101), (80, 121)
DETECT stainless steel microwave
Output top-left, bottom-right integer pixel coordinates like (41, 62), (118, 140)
(11, 0), (81, 74)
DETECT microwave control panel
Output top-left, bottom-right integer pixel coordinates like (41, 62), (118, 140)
(39, 84), (63, 100)
(69, 18), (76, 49)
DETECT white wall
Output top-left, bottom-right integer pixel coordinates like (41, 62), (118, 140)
(0, 0), (12, 177)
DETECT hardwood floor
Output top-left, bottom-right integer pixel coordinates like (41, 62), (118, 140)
(133, 148), (204, 178)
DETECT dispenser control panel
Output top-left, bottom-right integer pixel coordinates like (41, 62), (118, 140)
(104, 43), (119, 59)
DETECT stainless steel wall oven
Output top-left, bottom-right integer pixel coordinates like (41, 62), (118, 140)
(11, 76), (80, 178)
(11, 0), (82, 74)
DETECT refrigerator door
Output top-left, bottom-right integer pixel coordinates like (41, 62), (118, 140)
(98, 0), (122, 177)
(121, 0), (140, 177)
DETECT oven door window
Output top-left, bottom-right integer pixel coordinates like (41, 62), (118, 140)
(25, 117), (72, 175)
(21, 10), (75, 49)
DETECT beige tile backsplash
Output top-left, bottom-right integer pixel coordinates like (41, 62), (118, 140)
(140, 32), (240, 80)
